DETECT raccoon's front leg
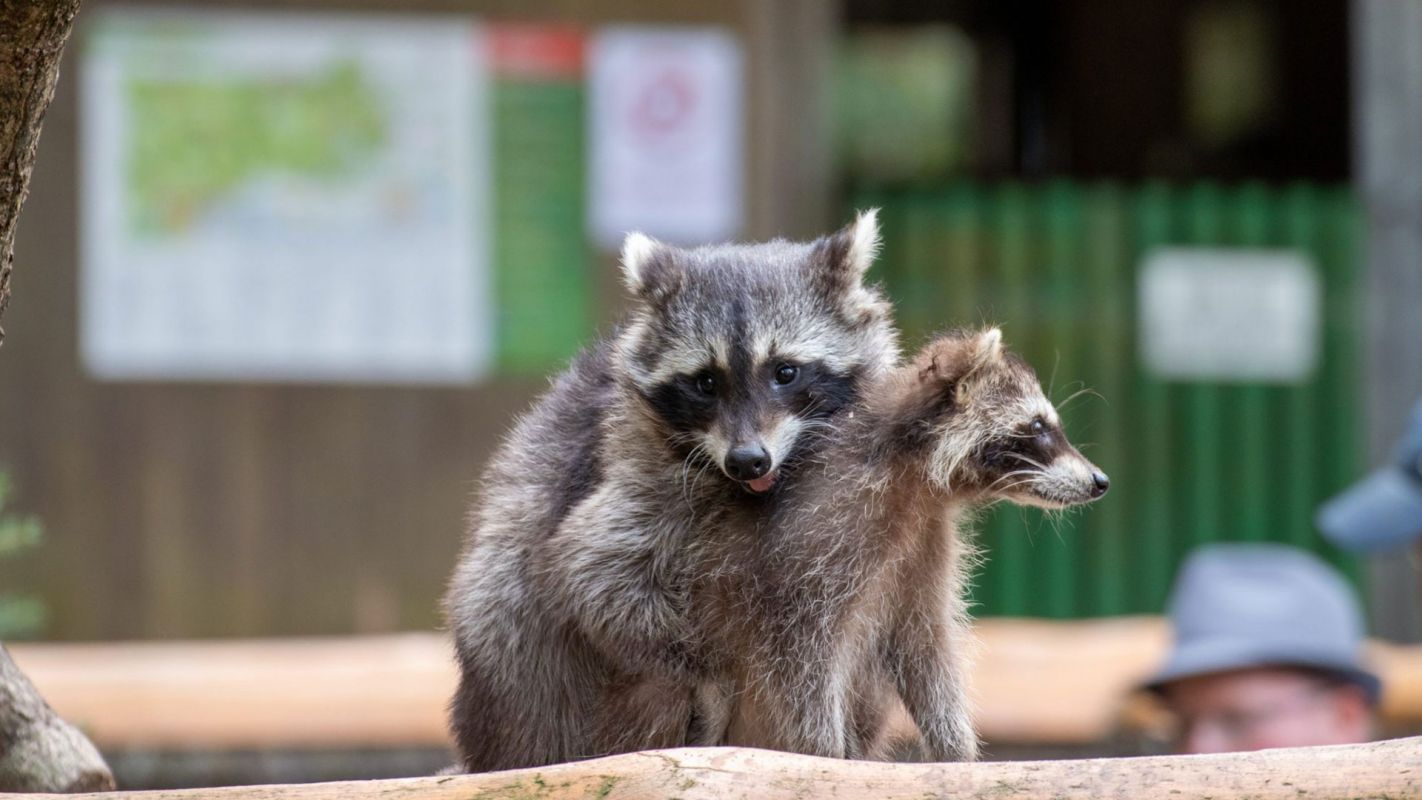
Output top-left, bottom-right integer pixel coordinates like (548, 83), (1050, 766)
(850, 662), (927, 761)
(538, 486), (698, 677)
(686, 676), (735, 746)
(732, 665), (851, 758)
(888, 609), (979, 762)
(728, 624), (857, 758)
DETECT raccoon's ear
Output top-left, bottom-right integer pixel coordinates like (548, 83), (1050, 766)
(812, 208), (881, 295)
(824, 208), (875, 279)
(843, 207), (881, 280)
(917, 328), (1005, 395)
(621, 232), (682, 307)
(967, 327), (1003, 374)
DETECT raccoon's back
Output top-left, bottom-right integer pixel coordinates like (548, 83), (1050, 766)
(472, 336), (619, 541)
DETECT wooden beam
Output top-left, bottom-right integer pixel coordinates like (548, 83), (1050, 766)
(8, 634), (455, 750)
(10, 619), (1422, 751)
(5, 738), (1418, 800)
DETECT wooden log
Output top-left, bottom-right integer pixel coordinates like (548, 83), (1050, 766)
(6, 738), (1419, 800)
(0, 644), (114, 792)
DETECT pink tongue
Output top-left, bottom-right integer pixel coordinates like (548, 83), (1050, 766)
(748, 473), (777, 493)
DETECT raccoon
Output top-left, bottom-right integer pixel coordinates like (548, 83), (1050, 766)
(443, 212), (900, 772)
(689, 328), (1108, 761)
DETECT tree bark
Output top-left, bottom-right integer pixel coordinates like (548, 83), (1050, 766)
(7, 737), (1416, 800)
(0, 644), (113, 792)
(0, 0), (82, 345)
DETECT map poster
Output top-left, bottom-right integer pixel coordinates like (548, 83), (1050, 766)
(80, 10), (492, 383)
(587, 27), (744, 248)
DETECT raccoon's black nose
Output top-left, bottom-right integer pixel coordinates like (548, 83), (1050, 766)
(724, 445), (770, 481)
(1090, 470), (1110, 497)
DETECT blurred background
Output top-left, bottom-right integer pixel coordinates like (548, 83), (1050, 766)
(2, 0), (1421, 788)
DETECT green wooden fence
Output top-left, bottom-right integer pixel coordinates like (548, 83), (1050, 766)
(852, 182), (1363, 618)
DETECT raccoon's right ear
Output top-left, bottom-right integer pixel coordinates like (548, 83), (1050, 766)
(621, 232), (683, 307)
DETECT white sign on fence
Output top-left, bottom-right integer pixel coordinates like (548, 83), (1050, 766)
(587, 27), (744, 248)
(1138, 247), (1321, 383)
(81, 10), (492, 383)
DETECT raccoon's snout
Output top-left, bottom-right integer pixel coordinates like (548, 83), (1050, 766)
(1090, 470), (1110, 498)
(724, 444), (771, 481)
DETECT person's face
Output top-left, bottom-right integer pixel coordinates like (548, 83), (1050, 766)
(1159, 667), (1373, 754)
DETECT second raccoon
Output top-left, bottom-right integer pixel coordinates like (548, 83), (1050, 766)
(689, 328), (1109, 760)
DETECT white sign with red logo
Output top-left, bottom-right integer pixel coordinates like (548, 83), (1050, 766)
(588, 27), (744, 248)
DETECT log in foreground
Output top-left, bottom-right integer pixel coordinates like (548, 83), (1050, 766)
(18, 737), (1422, 800)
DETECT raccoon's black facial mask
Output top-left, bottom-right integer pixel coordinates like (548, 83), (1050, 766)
(645, 360), (858, 437)
(643, 357), (859, 494)
(981, 417), (1063, 472)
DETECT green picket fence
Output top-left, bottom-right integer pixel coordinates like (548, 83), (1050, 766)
(851, 182), (1363, 618)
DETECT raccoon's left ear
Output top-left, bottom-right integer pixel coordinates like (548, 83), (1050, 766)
(815, 208), (880, 282)
(811, 208), (881, 298)
(621, 232), (683, 307)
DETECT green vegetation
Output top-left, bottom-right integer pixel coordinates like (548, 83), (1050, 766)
(0, 473), (45, 637)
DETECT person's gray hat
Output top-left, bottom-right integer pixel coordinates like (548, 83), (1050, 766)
(1143, 543), (1381, 704)
(1316, 397), (1422, 552)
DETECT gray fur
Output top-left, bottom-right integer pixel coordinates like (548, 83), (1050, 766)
(443, 213), (899, 772)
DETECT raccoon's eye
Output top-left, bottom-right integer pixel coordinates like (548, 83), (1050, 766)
(1029, 419), (1046, 436)
(774, 363), (799, 386)
(695, 373), (717, 396)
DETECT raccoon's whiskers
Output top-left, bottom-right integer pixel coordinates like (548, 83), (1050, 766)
(688, 456), (715, 503)
(679, 442), (714, 510)
(991, 478), (1038, 496)
(987, 469), (1037, 492)
(1051, 378), (1080, 404)
(796, 417), (837, 445)
(796, 398), (838, 438)
(1041, 508), (1069, 542)
(1002, 452), (1048, 470)
(1055, 385), (1104, 413)
(666, 430), (702, 447)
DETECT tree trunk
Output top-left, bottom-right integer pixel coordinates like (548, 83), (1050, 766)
(0, 644), (114, 792)
(0, 0), (82, 345)
(15, 738), (1418, 800)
